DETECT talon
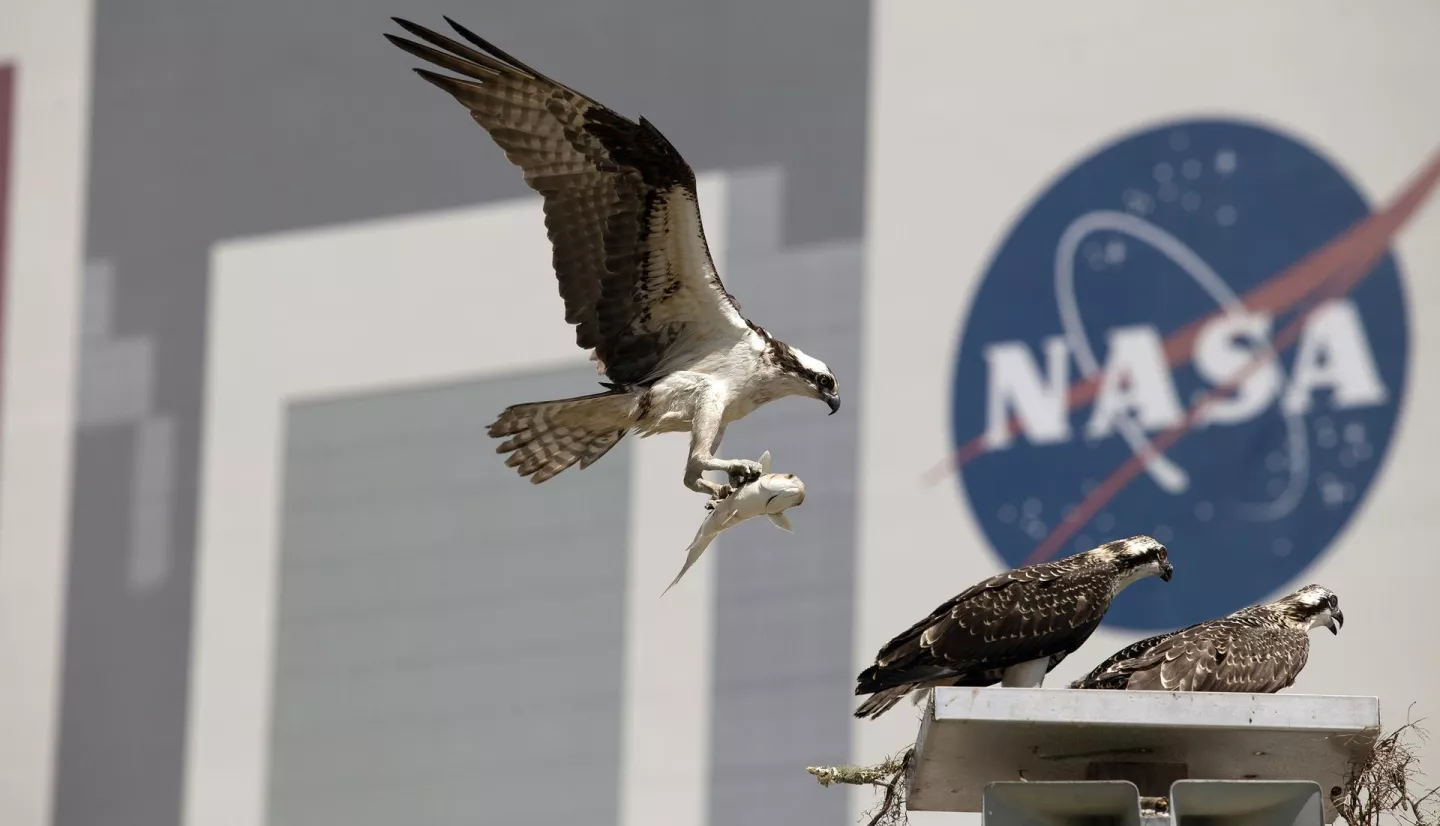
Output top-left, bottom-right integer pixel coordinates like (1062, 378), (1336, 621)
(725, 459), (765, 487)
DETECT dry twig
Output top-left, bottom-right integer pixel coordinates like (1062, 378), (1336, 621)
(1332, 717), (1440, 826)
(807, 745), (916, 826)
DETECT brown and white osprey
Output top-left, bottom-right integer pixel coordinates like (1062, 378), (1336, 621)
(386, 18), (840, 499)
(1070, 583), (1343, 692)
(853, 536), (1173, 719)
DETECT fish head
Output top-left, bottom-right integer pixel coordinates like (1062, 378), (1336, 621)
(754, 472), (806, 514)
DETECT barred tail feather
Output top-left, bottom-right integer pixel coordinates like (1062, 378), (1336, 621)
(854, 686), (914, 720)
(488, 391), (634, 483)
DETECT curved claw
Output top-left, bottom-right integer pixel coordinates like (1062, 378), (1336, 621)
(725, 460), (765, 487)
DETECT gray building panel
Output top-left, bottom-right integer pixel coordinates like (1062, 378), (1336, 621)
(53, 424), (178, 826)
(267, 367), (629, 826)
(708, 170), (864, 826)
(66, 0), (869, 821)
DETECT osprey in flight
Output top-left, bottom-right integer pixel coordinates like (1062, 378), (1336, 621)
(853, 536), (1173, 719)
(1070, 583), (1343, 692)
(386, 18), (840, 498)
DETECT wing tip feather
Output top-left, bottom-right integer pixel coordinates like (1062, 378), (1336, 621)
(411, 66), (464, 93)
(442, 16), (536, 76)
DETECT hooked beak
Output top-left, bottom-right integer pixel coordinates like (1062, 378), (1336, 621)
(1159, 562), (1174, 582)
(824, 392), (841, 415)
(1328, 608), (1344, 635)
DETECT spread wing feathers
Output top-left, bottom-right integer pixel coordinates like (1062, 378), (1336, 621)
(387, 18), (751, 386)
(488, 390), (635, 483)
(856, 557), (1113, 697)
(1072, 612), (1311, 693)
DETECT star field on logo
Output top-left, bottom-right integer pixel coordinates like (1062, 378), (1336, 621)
(950, 119), (1426, 631)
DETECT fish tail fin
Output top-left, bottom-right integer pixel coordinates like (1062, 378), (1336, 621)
(662, 533), (717, 597)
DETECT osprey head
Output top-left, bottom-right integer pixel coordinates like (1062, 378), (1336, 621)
(768, 340), (840, 415)
(1277, 584), (1344, 635)
(1095, 535), (1173, 583)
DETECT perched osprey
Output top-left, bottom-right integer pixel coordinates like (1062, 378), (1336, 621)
(386, 18), (840, 498)
(1070, 583), (1343, 692)
(853, 536), (1173, 719)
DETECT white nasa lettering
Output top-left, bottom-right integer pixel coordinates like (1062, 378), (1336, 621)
(1086, 326), (1185, 439)
(981, 298), (1387, 448)
(1194, 311), (1284, 425)
(984, 337), (1071, 448)
(1281, 298), (1388, 415)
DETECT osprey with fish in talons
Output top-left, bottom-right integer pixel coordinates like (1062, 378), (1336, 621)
(853, 536), (1173, 719)
(1070, 583), (1343, 692)
(385, 18), (841, 499)
(662, 451), (806, 596)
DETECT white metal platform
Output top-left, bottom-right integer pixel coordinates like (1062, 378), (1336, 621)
(908, 688), (1381, 823)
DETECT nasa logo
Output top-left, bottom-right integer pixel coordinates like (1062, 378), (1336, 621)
(950, 119), (1430, 631)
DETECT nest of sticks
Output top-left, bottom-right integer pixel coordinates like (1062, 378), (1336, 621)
(806, 745), (915, 826)
(1333, 719), (1440, 826)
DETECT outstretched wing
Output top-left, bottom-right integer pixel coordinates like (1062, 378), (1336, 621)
(856, 558), (1113, 694)
(387, 18), (752, 385)
(1077, 615), (1311, 693)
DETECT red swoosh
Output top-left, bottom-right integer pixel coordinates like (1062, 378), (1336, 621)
(924, 146), (1440, 489)
(1021, 147), (1440, 565)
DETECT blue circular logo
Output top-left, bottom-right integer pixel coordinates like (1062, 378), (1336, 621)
(952, 119), (1410, 631)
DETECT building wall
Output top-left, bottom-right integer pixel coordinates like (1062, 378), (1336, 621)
(0, 2), (1435, 826)
(268, 368), (632, 826)
(860, 3), (1440, 823)
(0, 0), (90, 823)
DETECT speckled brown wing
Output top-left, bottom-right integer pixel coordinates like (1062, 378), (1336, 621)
(856, 557), (1118, 696)
(1090, 612), (1311, 693)
(1070, 629), (1179, 689)
(386, 18), (751, 386)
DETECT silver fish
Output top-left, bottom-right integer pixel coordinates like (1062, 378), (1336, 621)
(662, 451), (806, 595)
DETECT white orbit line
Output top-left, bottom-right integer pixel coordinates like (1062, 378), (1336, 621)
(1240, 410), (1308, 522)
(1054, 210), (1308, 519)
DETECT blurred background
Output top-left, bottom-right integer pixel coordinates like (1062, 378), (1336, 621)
(0, 2), (1437, 826)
